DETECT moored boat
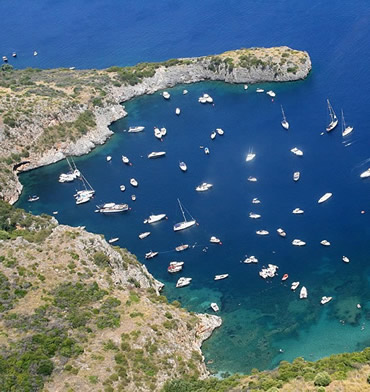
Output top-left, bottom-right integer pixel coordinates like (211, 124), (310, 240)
(248, 176), (257, 182)
(256, 88), (264, 93)
(291, 281), (300, 290)
(179, 161), (187, 172)
(214, 274), (229, 281)
(326, 99), (338, 132)
(28, 195), (39, 202)
(106, 156), (112, 162)
(210, 131), (217, 140)
(249, 213), (261, 219)
(318, 192), (332, 204)
(342, 256), (350, 263)
(281, 105), (289, 129)
(162, 91), (170, 99)
(145, 251), (159, 259)
(266, 90), (276, 97)
(291, 147), (303, 156)
(148, 151), (166, 159)
(130, 178), (138, 187)
(282, 273), (289, 281)
(252, 198), (261, 204)
(341, 109), (353, 137)
(168, 261), (184, 273)
(292, 208), (304, 214)
(210, 302), (219, 312)
(216, 128), (224, 135)
(95, 203), (129, 213)
(293, 171), (300, 181)
(122, 155), (130, 164)
(195, 182), (213, 192)
(144, 214), (167, 224)
(321, 296), (333, 305)
(292, 239), (306, 246)
(139, 232), (151, 239)
(243, 255), (258, 264)
(320, 240), (331, 246)
(256, 230), (269, 236)
(259, 264), (278, 279)
(128, 126), (145, 133)
(277, 228), (287, 237)
(173, 199), (196, 232)
(108, 237), (119, 244)
(210, 236), (222, 244)
(176, 277), (192, 288)
(175, 244), (189, 252)
(120, 185), (126, 192)
(299, 286), (308, 299)
(175, 107), (181, 115)
(204, 147), (210, 155)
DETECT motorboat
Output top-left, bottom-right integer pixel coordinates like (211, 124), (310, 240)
(248, 176), (257, 182)
(198, 96), (207, 104)
(214, 274), (229, 281)
(252, 198), (261, 204)
(244, 84), (248, 90)
(95, 203), (129, 213)
(210, 131), (217, 140)
(195, 182), (213, 192)
(292, 208), (304, 214)
(246, 152), (256, 162)
(130, 178), (138, 187)
(321, 296), (333, 305)
(176, 244), (189, 252)
(75, 195), (91, 205)
(204, 147), (210, 155)
(326, 99), (338, 132)
(179, 161), (187, 172)
(256, 88), (264, 93)
(176, 277), (192, 288)
(33, 51), (38, 56)
(318, 192), (332, 204)
(162, 91), (170, 99)
(291, 281), (300, 290)
(277, 228), (287, 237)
(341, 109), (353, 137)
(243, 255), (258, 264)
(160, 127), (167, 137)
(168, 261), (184, 273)
(120, 185), (126, 192)
(249, 213), (261, 219)
(282, 274), (289, 281)
(108, 237), (119, 244)
(131, 195), (136, 201)
(28, 195), (39, 202)
(299, 286), (308, 299)
(139, 232), (151, 239)
(2, 56), (8, 62)
(210, 302), (220, 312)
(183, 89), (188, 95)
(12, 52), (17, 58)
(52, 211), (58, 215)
(291, 147), (303, 156)
(128, 126), (145, 133)
(293, 172), (300, 181)
(256, 230), (269, 236)
(342, 256), (350, 263)
(292, 239), (306, 246)
(266, 90), (276, 97)
(360, 169), (370, 178)
(106, 156), (112, 162)
(210, 236), (222, 244)
(175, 108), (181, 115)
(259, 264), (278, 279)
(216, 128), (224, 135)
(281, 105), (289, 130)
(154, 127), (162, 139)
(145, 251), (159, 259)
(122, 155), (130, 164)
(144, 214), (167, 224)
(173, 199), (197, 231)
(148, 151), (166, 159)
(320, 240), (331, 246)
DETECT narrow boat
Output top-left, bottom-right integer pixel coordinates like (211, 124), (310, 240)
(173, 199), (196, 232)
(291, 281), (300, 290)
(204, 147), (210, 155)
(342, 256), (350, 263)
(122, 155), (130, 164)
(148, 151), (166, 159)
(95, 203), (129, 213)
(360, 169), (370, 178)
(256, 230), (269, 236)
(246, 152), (256, 162)
(266, 90), (276, 97)
(216, 128), (224, 135)
(249, 213), (261, 219)
(168, 261), (184, 273)
(291, 147), (303, 156)
(108, 237), (119, 244)
(214, 274), (229, 281)
(256, 88), (264, 93)
(175, 108), (181, 115)
(320, 240), (331, 246)
(292, 208), (304, 214)
(341, 109), (353, 137)
(326, 99), (338, 132)
(321, 296), (333, 305)
(293, 171), (300, 181)
(195, 182), (213, 192)
(176, 244), (189, 252)
(210, 131), (217, 140)
(210, 236), (222, 244)
(281, 105), (289, 130)
(318, 192), (332, 204)
(210, 302), (220, 312)
(277, 228), (287, 237)
(120, 185), (126, 192)
(106, 156), (112, 162)
(282, 274), (289, 281)
(139, 232), (151, 239)
(128, 126), (145, 133)
(292, 239), (306, 246)
(252, 198), (261, 204)
(248, 176), (257, 182)
(130, 178), (138, 187)
(144, 214), (167, 224)
(28, 195), (39, 202)
(145, 251), (159, 259)
(299, 286), (308, 299)
(179, 161), (187, 172)
(243, 255), (258, 264)
(176, 277), (192, 288)
(162, 91), (170, 99)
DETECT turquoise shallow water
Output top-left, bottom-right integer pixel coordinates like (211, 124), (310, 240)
(17, 80), (370, 373)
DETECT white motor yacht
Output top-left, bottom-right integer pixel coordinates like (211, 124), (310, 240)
(168, 261), (184, 273)
(154, 127), (162, 139)
(214, 274), (229, 281)
(75, 195), (91, 205)
(292, 208), (304, 214)
(138, 232), (151, 239)
(128, 126), (145, 133)
(321, 296), (333, 305)
(256, 230), (269, 236)
(243, 255), (258, 264)
(293, 172), (300, 181)
(320, 240), (331, 246)
(95, 203), (129, 213)
(179, 161), (187, 172)
(106, 156), (112, 162)
(266, 90), (276, 97)
(277, 228), (287, 237)
(360, 169), (370, 178)
(145, 251), (159, 259)
(144, 214), (167, 224)
(175, 244), (189, 252)
(259, 264), (278, 279)
(249, 213), (261, 219)
(160, 127), (167, 137)
(318, 192), (332, 204)
(148, 151), (166, 159)
(300, 286), (308, 299)
(210, 236), (222, 244)
(216, 128), (224, 135)
(252, 198), (261, 204)
(210, 302), (220, 312)
(196, 182), (213, 192)
(198, 96), (207, 104)
(210, 131), (217, 140)
(248, 176), (257, 182)
(122, 155), (130, 164)
(130, 178), (138, 187)
(162, 91), (170, 99)
(291, 147), (303, 156)
(175, 108), (181, 115)
(28, 195), (40, 202)
(291, 281), (300, 290)
(292, 239), (306, 246)
(176, 277), (192, 288)
(246, 152), (256, 162)
(256, 88), (264, 93)
(342, 256), (350, 263)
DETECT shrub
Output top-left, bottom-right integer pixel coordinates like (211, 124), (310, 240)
(314, 372), (331, 387)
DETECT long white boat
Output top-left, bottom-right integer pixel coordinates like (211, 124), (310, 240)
(277, 228), (287, 237)
(175, 244), (189, 252)
(210, 302), (220, 312)
(292, 239), (306, 246)
(195, 182), (213, 192)
(148, 151), (166, 159)
(281, 105), (289, 130)
(214, 274), (229, 281)
(321, 296), (333, 305)
(249, 213), (261, 219)
(128, 126), (145, 133)
(292, 208), (304, 214)
(360, 168), (370, 178)
(341, 109), (353, 137)
(144, 214), (167, 224)
(176, 277), (192, 288)
(326, 99), (338, 132)
(300, 286), (308, 299)
(256, 230), (269, 236)
(138, 232), (151, 239)
(95, 203), (129, 213)
(291, 281), (300, 290)
(320, 239), (331, 246)
(145, 251), (159, 259)
(318, 192), (332, 204)
(173, 199), (196, 231)
(168, 261), (184, 273)
(246, 152), (256, 162)
(291, 147), (303, 156)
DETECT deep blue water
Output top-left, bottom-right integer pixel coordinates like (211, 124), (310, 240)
(7, 0), (370, 374)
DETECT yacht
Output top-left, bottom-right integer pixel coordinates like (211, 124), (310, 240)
(28, 195), (39, 202)
(120, 185), (126, 192)
(293, 171), (300, 181)
(179, 161), (187, 172)
(210, 236), (222, 244)
(205, 95), (213, 103)
(106, 156), (112, 162)
(342, 256), (350, 263)
(256, 230), (269, 236)
(198, 96), (207, 104)
(292, 208), (304, 214)
(214, 274), (229, 281)
(256, 88), (264, 93)
(216, 128), (224, 135)
(183, 89), (188, 95)
(33, 51), (38, 56)
(130, 178), (138, 187)
(291, 147), (303, 156)
(266, 90), (276, 97)
(175, 108), (181, 115)
(145, 251), (159, 259)
(291, 281), (300, 290)
(299, 286), (308, 299)
(246, 152), (256, 162)
(121, 155), (130, 164)
(360, 169), (370, 178)
(248, 176), (257, 182)
(244, 84), (248, 90)
(281, 105), (289, 130)
(128, 126), (145, 133)
(176, 277), (192, 288)
(210, 303), (219, 312)
(252, 198), (261, 204)
(321, 296), (333, 305)
(277, 228), (287, 237)
(162, 91), (170, 99)
(320, 240), (331, 246)
(176, 244), (189, 252)
(154, 127), (162, 139)
(95, 203), (129, 213)
(160, 127), (167, 137)
(144, 214), (167, 224)
(75, 195), (91, 205)
(131, 195), (136, 201)
(326, 99), (338, 132)
(108, 237), (119, 244)
(138, 232), (151, 239)
(210, 131), (217, 140)
(167, 261), (184, 273)
(249, 213), (261, 219)
(204, 147), (210, 155)
(282, 274), (289, 281)
(292, 239), (306, 246)
(318, 192), (332, 204)
(195, 182), (213, 192)
(173, 199), (197, 232)
(11, 52), (16, 58)
(243, 255), (258, 264)
(341, 109), (353, 137)
(259, 264), (278, 279)
(2, 56), (8, 62)
(148, 151), (166, 159)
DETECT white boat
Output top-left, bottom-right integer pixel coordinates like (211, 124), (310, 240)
(243, 255), (258, 264)
(138, 232), (151, 239)
(248, 176), (257, 182)
(168, 261), (184, 273)
(318, 192), (332, 204)
(266, 90), (276, 97)
(214, 274), (229, 281)
(75, 195), (91, 205)
(216, 128), (224, 135)
(130, 178), (138, 187)
(277, 228), (287, 237)
(2, 56), (8, 62)
(144, 214), (167, 224)
(206, 96), (213, 103)
(299, 286), (308, 299)
(131, 195), (136, 201)
(341, 110), (353, 137)
(176, 244), (189, 252)
(122, 155), (130, 164)
(160, 127), (167, 137)
(108, 237), (119, 244)
(249, 213), (261, 219)
(292, 239), (306, 246)
(28, 195), (39, 202)
(120, 185), (126, 192)
(292, 208), (304, 214)
(128, 126), (145, 133)
(252, 198), (261, 204)
(198, 96), (207, 104)
(173, 199), (197, 232)
(210, 302), (219, 312)
(175, 108), (181, 115)
(256, 88), (264, 93)
(360, 169), (370, 178)
(256, 230), (269, 236)
(291, 147), (303, 156)
(145, 251), (159, 259)
(154, 127), (162, 139)
(210, 131), (217, 140)
(321, 296), (333, 305)
(281, 105), (289, 130)
(293, 171), (300, 181)
(204, 147), (210, 155)
(320, 240), (331, 246)
(291, 281), (300, 290)
(179, 161), (187, 172)
(342, 256), (350, 263)
(106, 156), (112, 162)
(326, 99), (338, 132)
(246, 152), (256, 162)
(148, 151), (166, 159)
(195, 182), (213, 192)
(95, 203), (129, 213)
(33, 51), (38, 56)
(162, 91), (170, 100)
(183, 89), (188, 95)
(176, 277), (192, 288)
(52, 211), (58, 215)
(244, 84), (248, 90)
(210, 236), (222, 244)
(259, 264), (278, 279)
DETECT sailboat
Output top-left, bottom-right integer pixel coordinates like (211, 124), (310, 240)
(173, 199), (197, 232)
(341, 109), (353, 137)
(281, 105), (289, 130)
(326, 99), (338, 132)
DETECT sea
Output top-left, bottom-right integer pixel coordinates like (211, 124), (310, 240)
(5, 0), (370, 374)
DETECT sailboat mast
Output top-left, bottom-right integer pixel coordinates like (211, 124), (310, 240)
(281, 105), (286, 121)
(177, 198), (186, 222)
